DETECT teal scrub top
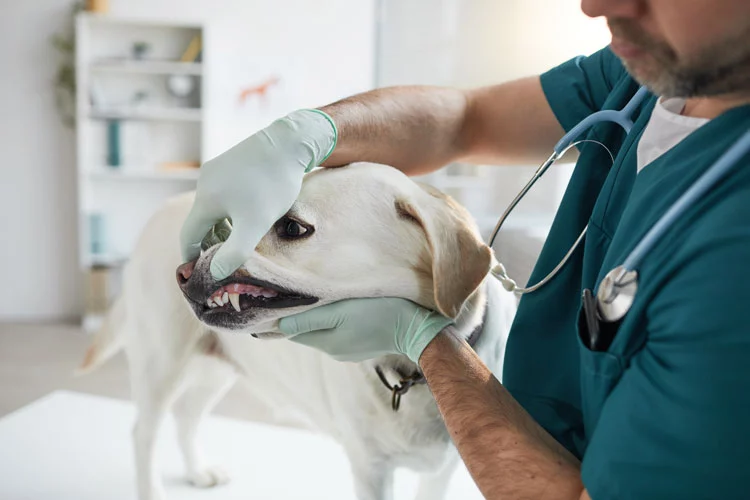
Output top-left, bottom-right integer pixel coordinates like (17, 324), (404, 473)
(501, 47), (750, 499)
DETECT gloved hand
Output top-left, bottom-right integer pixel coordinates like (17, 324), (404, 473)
(278, 298), (453, 363)
(181, 109), (337, 280)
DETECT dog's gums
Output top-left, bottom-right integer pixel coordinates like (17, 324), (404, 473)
(208, 283), (279, 311)
(195, 274), (319, 317)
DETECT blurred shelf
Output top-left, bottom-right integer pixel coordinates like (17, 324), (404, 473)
(89, 253), (129, 268)
(91, 59), (203, 75)
(88, 168), (200, 181)
(89, 107), (202, 122)
(81, 12), (203, 29)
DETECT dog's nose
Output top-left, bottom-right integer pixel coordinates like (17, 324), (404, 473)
(176, 260), (196, 290)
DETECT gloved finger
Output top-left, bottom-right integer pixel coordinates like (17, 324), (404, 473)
(286, 330), (335, 346)
(209, 221), (266, 280)
(180, 203), (225, 262)
(278, 304), (347, 336)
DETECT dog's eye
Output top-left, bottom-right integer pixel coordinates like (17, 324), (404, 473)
(285, 220), (305, 237)
(276, 217), (312, 240)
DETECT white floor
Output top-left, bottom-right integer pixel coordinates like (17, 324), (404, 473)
(0, 391), (482, 500)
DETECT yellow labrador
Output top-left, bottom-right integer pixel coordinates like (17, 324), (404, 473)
(80, 163), (516, 500)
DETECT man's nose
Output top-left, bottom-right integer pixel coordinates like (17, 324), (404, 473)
(176, 260), (196, 292)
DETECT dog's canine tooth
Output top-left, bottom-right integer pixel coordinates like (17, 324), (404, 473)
(229, 293), (241, 312)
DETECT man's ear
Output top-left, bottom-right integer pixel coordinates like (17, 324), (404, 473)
(395, 194), (492, 318)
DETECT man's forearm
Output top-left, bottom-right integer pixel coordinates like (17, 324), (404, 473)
(319, 85), (468, 175)
(318, 77), (565, 176)
(419, 327), (587, 500)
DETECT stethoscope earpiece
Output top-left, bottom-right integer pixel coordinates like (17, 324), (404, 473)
(490, 262), (518, 292)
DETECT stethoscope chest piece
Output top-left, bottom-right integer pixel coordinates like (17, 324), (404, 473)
(596, 266), (638, 323)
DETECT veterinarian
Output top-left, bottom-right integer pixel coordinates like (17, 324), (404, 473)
(181, 1), (750, 498)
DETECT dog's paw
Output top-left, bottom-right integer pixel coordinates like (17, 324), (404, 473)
(141, 486), (166, 500)
(187, 466), (230, 488)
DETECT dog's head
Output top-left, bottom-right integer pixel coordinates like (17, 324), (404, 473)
(177, 163), (492, 337)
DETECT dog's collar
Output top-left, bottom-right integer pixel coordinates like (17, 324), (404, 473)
(375, 302), (487, 411)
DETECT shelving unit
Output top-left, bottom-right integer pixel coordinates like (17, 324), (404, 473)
(75, 13), (206, 329)
(87, 167), (200, 181)
(90, 60), (203, 75)
(88, 107), (203, 121)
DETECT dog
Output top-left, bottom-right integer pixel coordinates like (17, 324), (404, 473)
(79, 162), (517, 500)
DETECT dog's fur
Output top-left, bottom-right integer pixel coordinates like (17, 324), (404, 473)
(79, 163), (516, 500)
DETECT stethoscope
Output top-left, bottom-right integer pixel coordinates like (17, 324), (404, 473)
(488, 86), (750, 345)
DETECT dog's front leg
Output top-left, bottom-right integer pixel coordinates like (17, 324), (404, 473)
(413, 446), (460, 500)
(347, 450), (395, 500)
(133, 392), (172, 500)
(172, 356), (236, 488)
(131, 358), (190, 500)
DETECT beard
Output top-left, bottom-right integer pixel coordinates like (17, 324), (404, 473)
(608, 18), (750, 98)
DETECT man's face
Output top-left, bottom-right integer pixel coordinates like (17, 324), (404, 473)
(581, 0), (750, 98)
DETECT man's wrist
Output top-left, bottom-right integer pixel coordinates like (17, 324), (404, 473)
(399, 310), (453, 364)
(415, 325), (459, 366)
(302, 109), (338, 165)
(276, 109), (338, 172)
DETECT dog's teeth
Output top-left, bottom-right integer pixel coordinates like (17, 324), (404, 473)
(215, 294), (225, 306)
(222, 291), (229, 305)
(207, 298), (214, 307)
(229, 293), (241, 312)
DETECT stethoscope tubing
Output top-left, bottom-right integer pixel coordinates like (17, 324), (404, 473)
(553, 86), (651, 155)
(489, 87), (649, 294)
(489, 139), (613, 294)
(490, 81), (750, 301)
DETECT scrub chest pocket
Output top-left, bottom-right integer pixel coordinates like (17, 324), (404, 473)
(576, 297), (624, 443)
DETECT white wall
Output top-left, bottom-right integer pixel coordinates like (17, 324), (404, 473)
(0, 0), (374, 321)
(0, 0), (82, 321)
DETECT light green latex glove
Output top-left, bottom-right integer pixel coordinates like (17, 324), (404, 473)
(181, 109), (337, 280)
(278, 298), (453, 363)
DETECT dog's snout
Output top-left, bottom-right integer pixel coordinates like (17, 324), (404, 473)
(176, 261), (196, 289)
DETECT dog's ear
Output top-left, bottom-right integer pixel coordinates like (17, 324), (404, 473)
(395, 192), (492, 319)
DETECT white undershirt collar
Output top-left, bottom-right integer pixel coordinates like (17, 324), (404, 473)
(636, 97), (710, 173)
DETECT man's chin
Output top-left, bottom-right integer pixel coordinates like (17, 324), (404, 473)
(621, 57), (676, 96)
